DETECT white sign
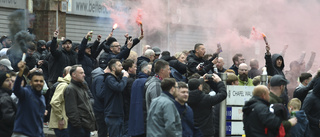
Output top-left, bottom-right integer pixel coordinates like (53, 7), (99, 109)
(226, 86), (254, 105)
(226, 121), (245, 135)
(67, 0), (129, 17)
(0, 0), (27, 9)
(226, 106), (243, 120)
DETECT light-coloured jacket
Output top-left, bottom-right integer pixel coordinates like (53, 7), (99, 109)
(147, 92), (182, 137)
(145, 76), (162, 111)
(48, 74), (71, 129)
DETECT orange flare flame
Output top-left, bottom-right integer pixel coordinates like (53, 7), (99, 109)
(261, 33), (266, 38)
(113, 23), (118, 29)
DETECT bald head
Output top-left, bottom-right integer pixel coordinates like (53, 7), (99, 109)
(253, 85), (270, 101)
(216, 57), (225, 70)
(142, 45), (151, 55)
(250, 59), (259, 69)
(238, 63), (249, 75)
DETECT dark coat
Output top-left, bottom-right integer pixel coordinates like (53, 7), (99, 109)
(301, 77), (320, 137)
(103, 73), (128, 117)
(289, 110), (309, 137)
(187, 81), (227, 136)
(229, 64), (239, 75)
(242, 96), (282, 137)
(187, 50), (215, 76)
(0, 88), (16, 137)
(91, 67), (105, 113)
(136, 56), (150, 74)
(128, 72), (149, 136)
(265, 53), (289, 105)
(174, 102), (203, 137)
(64, 80), (96, 131)
(123, 73), (136, 121)
(49, 37), (77, 83)
(169, 59), (187, 75)
(78, 37), (100, 86)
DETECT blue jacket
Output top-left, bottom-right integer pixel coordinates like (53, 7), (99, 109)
(174, 102), (203, 137)
(13, 76), (46, 137)
(104, 73), (128, 117)
(289, 110), (309, 137)
(128, 72), (149, 136)
(91, 67), (105, 113)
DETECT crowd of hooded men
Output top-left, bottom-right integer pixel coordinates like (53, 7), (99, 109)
(0, 28), (319, 137)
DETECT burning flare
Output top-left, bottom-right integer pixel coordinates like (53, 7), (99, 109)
(111, 23), (118, 33)
(113, 23), (118, 29)
(261, 33), (268, 45)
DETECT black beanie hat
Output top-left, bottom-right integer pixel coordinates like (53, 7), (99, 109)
(188, 78), (203, 90)
(0, 71), (10, 86)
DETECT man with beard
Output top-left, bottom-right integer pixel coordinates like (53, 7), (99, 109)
(48, 30), (77, 87)
(238, 63), (254, 86)
(64, 65), (96, 137)
(128, 63), (152, 137)
(12, 61), (46, 137)
(104, 59), (129, 137)
(0, 71), (16, 137)
(147, 78), (182, 136)
(269, 75), (297, 137)
(0, 36), (12, 57)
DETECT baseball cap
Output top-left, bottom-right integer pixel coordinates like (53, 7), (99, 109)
(0, 58), (13, 70)
(62, 39), (72, 44)
(152, 47), (161, 55)
(270, 75), (289, 86)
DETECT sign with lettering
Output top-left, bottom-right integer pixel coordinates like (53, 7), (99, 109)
(226, 121), (245, 135)
(67, 0), (130, 18)
(0, 0), (27, 9)
(226, 85), (254, 105)
(226, 106), (243, 120)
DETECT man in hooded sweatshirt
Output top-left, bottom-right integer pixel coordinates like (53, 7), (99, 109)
(265, 44), (289, 105)
(187, 73), (227, 136)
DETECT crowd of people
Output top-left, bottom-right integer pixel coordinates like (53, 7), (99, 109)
(0, 28), (319, 137)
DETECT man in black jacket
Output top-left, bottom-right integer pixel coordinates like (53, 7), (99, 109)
(122, 59), (137, 136)
(64, 65), (95, 137)
(187, 73), (227, 136)
(0, 71), (16, 137)
(48, 30), (77, 87)
(243, 85), (282, 137)
(187, 43), (217, 76)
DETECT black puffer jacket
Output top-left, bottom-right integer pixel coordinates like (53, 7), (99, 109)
(302, 77), (320, 137)
(0, 88), (17, 137)
(187, 50), (216, 76)
(187, 81), (226, 136)
(242, 96), (282, 137)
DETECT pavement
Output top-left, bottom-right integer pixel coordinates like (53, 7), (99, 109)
(43, 126), (98, 137)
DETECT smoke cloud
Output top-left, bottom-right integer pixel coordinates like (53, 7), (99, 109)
(103, 0), (319, 72)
